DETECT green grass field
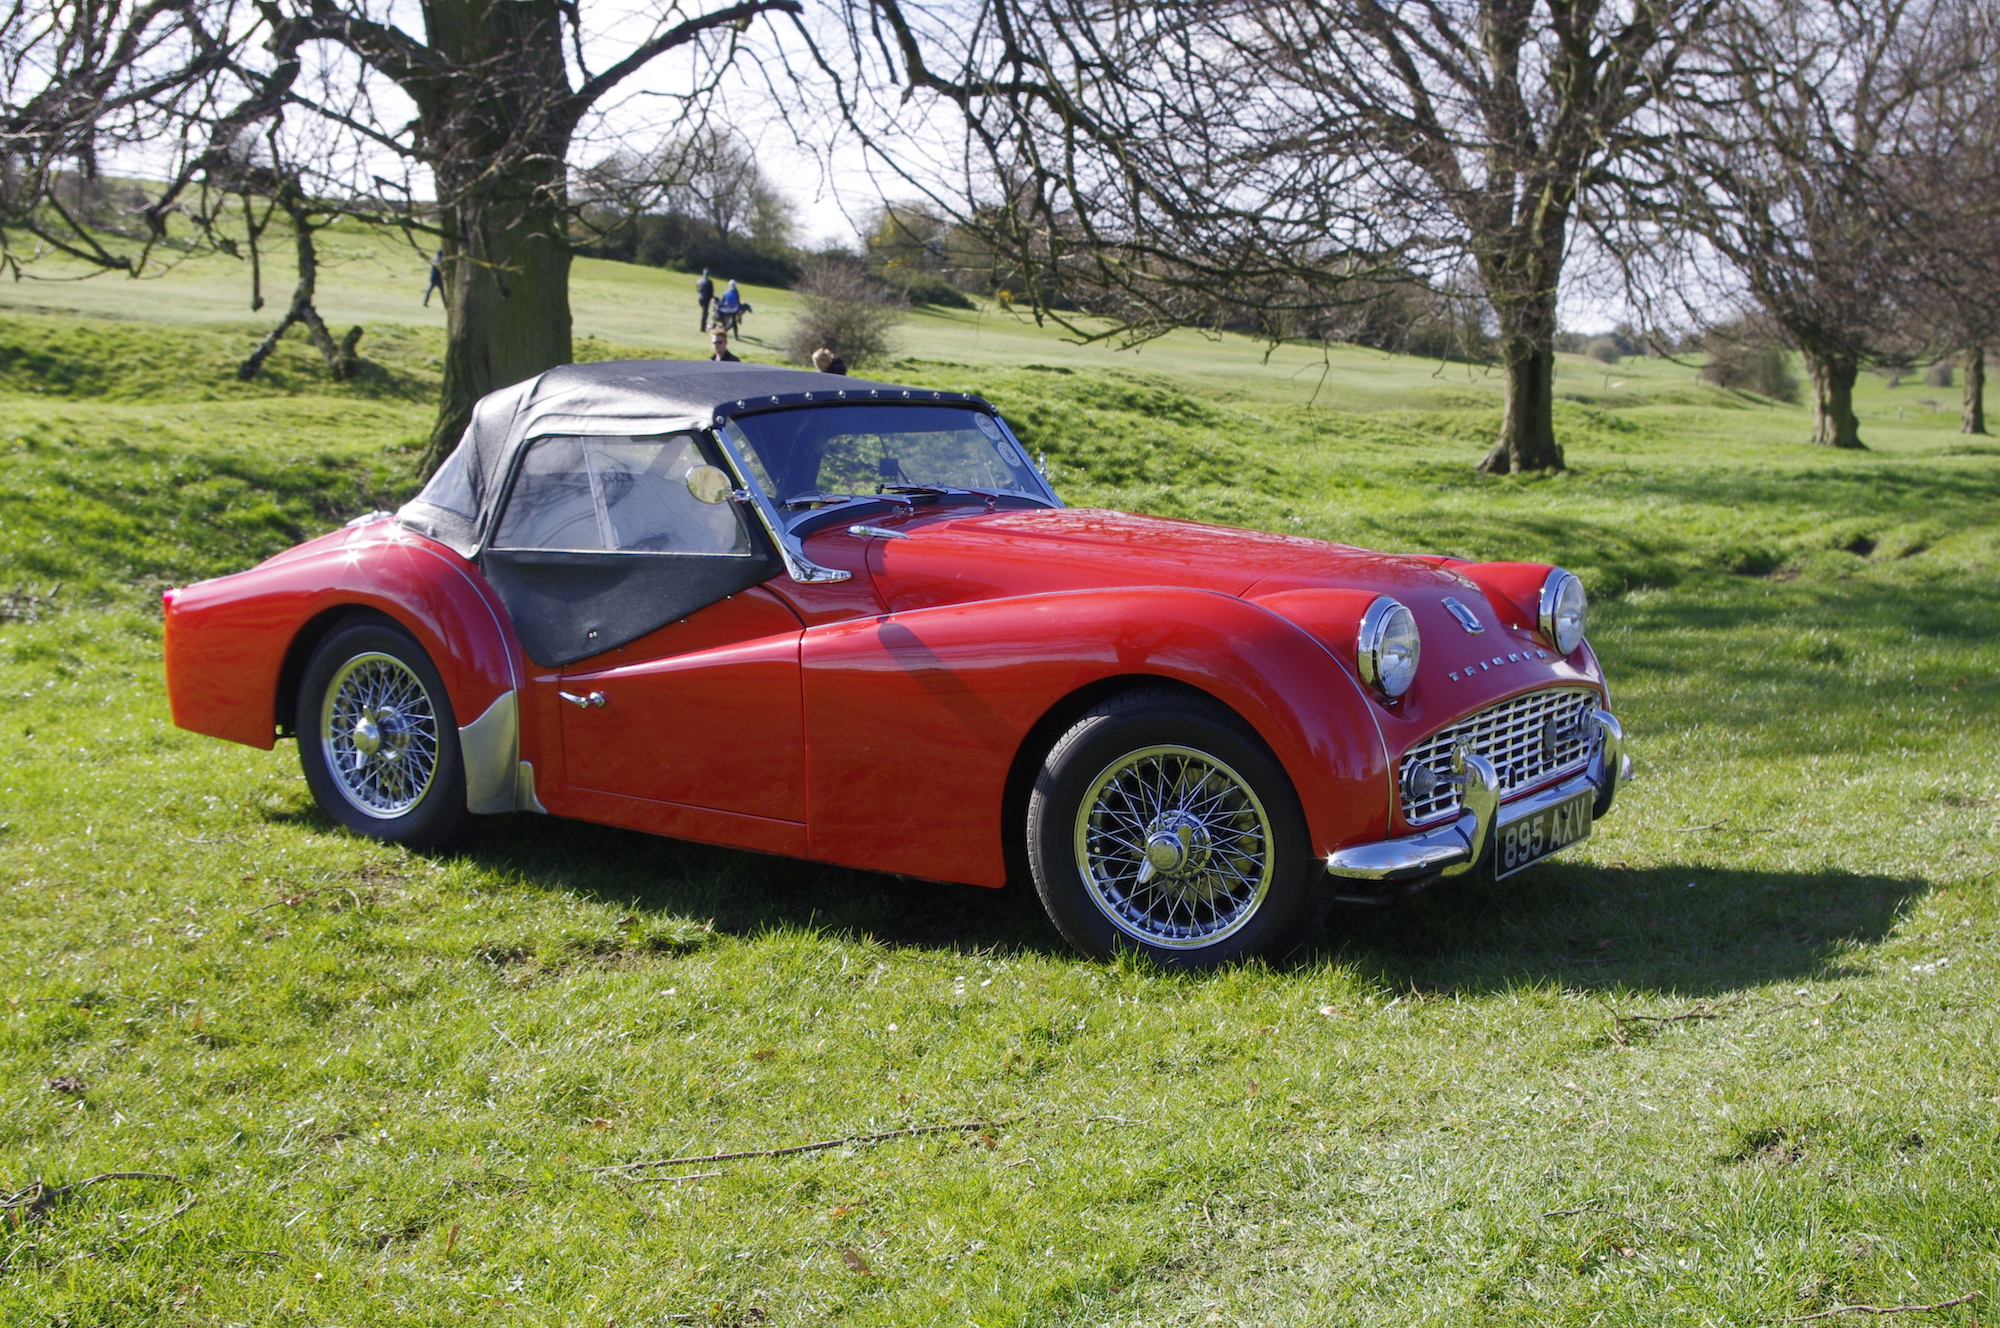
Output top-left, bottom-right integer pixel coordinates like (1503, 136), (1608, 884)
(1, 234), (1996, 1326)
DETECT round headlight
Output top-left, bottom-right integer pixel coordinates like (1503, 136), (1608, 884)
(1539, 569), (1587, 655)
(1358, 597), (1420, 698)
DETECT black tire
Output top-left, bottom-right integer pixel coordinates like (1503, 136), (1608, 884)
(295, 620), (471, 850)
(1026, 686), (1330, 967)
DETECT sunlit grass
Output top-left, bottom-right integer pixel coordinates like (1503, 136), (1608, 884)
(0, 301), (1995, 1325)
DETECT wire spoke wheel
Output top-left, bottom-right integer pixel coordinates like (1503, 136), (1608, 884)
(1073, 745), (1275, 948)
(319, 651), (441, 819)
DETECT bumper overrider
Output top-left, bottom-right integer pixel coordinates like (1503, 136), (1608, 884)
(1325, 709), (1629, 896)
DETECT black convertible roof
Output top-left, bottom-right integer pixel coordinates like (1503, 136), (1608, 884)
(397, 359), (987, 556)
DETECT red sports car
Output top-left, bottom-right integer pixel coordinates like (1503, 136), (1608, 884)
(163, 361), (1629, 966)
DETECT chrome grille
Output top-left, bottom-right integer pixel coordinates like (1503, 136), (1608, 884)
(1399, 687), (1600, 825)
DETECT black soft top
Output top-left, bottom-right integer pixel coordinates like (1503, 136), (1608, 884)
(397, 359), (987, 557)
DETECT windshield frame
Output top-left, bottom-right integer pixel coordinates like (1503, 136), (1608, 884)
(712, 402), (1060, 539)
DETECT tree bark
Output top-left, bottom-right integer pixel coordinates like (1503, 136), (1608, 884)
(1965, 343), (1988, 435)
(414, 0), (577, 475)
(422, 180), (573, 468)
(1477, 282), (1565, 474)
(1802, 348), (1865, 449)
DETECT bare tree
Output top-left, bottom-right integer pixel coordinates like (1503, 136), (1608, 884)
(580, 127), (796, 249)
(231, 172), (366, 383)
(1631, 0), (1968, 449)
(821, 0), (1720, 473)
(1883, 0), (2000, 434)
(1, 0), (238, 274)
(4, 0), (803, 474)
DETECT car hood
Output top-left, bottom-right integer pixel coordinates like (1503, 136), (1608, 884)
(833, 506), (1605, 744)
(850, 507), (1469, 609)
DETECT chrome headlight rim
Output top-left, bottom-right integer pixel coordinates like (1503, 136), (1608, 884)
(1357, 596), (1421, 699)
(1538, 568), (1587, 655)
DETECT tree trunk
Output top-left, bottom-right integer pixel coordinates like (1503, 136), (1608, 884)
(415, 0), (577, 477)
(1477, 290), (1565, 474)
(1965, 343), (1988, 436)
(1802, 348), (1865, 449)
(422, 181), (573, 471)
(238, 195), (364, 383)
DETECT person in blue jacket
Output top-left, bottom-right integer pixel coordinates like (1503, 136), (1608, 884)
(714, 279), (744, 338)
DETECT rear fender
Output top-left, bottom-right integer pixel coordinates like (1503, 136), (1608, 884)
(800, 586), (1391, 887)
(164, 528), (520, 753)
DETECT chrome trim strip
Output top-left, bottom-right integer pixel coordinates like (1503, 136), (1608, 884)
(516, 760), (547, 814)
(709, 420), (851, 584)
(459, 689), (520, 814)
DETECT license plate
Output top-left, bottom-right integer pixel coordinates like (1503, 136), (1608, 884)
(1492, 789), (1594, 879)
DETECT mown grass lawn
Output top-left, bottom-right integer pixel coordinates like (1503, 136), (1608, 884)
(1, 294), (1996, 1326)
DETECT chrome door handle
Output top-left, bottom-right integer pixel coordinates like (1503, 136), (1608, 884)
(558, 690), (607, 709)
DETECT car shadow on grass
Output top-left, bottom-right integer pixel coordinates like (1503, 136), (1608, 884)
(449, 812), (1923, 994)
(461, 813), (1068, 958)
(1319, 858), (1927, 997)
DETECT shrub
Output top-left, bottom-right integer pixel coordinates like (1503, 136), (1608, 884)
(1584, 335), (1624, 364)
(1925, 360), (1954, 388)
(881, 271), (976, 310)
(1698, 338), (1800, 403)
(783, 259), (906, 369)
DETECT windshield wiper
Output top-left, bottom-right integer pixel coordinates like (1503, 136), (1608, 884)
(876, 484), (1004, 507)
(780, 493), (865, 510)
(780, 492), (916, 512)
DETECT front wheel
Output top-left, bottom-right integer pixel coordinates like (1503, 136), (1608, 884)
(1026, 688), (1329, 967)
(296, 620), (471, 850)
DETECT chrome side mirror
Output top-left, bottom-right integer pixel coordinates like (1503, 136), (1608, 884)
(685, 464), (735, 505)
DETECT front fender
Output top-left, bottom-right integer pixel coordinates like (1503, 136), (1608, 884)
(163, 525), (520, 756)
(799, 586), (1392, 887)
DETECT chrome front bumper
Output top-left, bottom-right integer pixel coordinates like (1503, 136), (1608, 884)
(1326, 708), (1629, 888)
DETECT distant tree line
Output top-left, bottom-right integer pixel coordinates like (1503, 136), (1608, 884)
(5, 0), (1995, 473)
(572, 128), (804, 287)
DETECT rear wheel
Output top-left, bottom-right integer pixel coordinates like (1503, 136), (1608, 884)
(1026, 688), (1329, 967)
(296, 621), (470, 850)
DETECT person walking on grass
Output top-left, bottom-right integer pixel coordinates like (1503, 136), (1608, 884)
(423, 252), (445, 307)
(696, 268), (714, 331)
(710, 329), (739, 362)
(811, 347), (848, 376)
(714, 279), (743, 338)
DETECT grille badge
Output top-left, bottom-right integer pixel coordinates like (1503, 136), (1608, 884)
(1442, 597), (1484, 634)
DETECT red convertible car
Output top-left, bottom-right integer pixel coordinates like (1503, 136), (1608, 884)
(163, 361), (1628, 966)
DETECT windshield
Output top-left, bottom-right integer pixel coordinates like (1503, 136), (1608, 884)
(720, 404), (1050, 512)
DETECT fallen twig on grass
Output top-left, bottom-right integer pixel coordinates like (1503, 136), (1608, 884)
(1670, 818), (1730, 833)
(1610, 998), (1744, 1045)
(590, 1120), (1006, 1173)
(1542, 1204), (1642, 1222)
(638, 1171), (723, 1185)
(1, 1172), (184, 1221)
(1540, 1203), (1678, 1230)
(1, 1172), (194, 1274)
(1789, 1291), (1978, 1321)
(0, 583), (62, 624)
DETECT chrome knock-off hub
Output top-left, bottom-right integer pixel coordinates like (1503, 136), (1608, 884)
(1138, 811), (1213, 885)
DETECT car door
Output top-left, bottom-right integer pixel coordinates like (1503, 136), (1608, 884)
(557, 588), (806, 823)
(480, 432), (806, 823)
